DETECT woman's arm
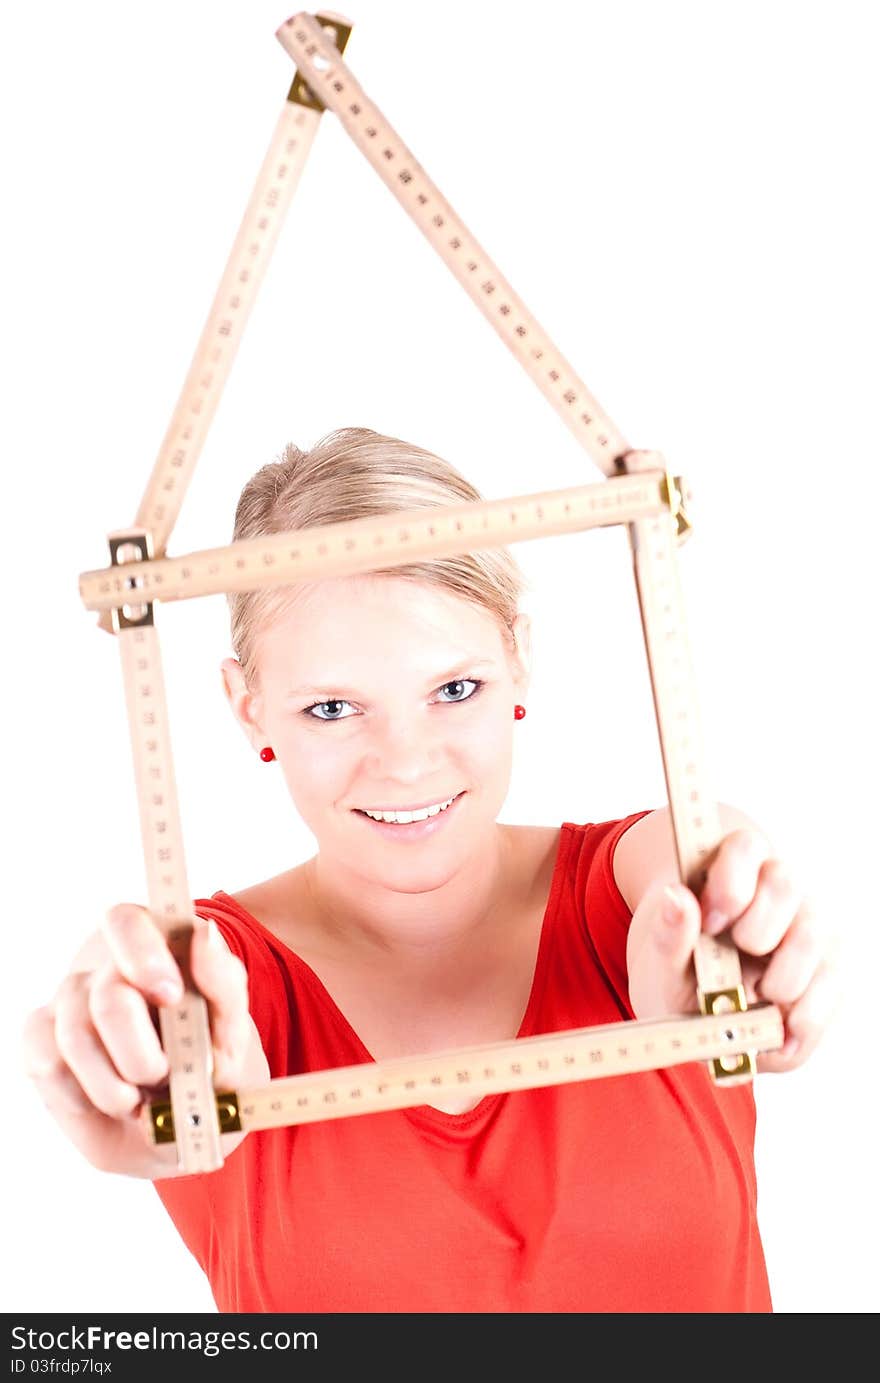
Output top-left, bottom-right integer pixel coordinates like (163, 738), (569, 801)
(612, 800), (759, 914)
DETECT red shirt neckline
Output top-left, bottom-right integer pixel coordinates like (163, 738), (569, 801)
(211, 822), (575, 1135)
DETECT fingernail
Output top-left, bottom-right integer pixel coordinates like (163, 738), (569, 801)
(662, 886), (683, 925)
(705, 909), (726, 934)
(155, 978), (183, 1004)
(782, 1036), (800, 1059)
(110, 904), (140, 926)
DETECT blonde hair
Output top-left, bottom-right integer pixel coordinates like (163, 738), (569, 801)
(227, 426), (530, 689)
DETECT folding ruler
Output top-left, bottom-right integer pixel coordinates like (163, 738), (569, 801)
(78, 10), (785, 1174)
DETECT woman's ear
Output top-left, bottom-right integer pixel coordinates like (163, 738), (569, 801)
(510, 612), (532, 695)
(220, 657), (266, 751)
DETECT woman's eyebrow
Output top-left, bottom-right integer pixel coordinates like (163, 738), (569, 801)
(285, 658), (499, 700)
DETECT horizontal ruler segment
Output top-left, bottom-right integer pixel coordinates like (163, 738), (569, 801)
(145, 1003), (784, 1144)
(81, 470), (680, 611)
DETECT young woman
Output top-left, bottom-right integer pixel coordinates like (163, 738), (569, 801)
(22, 427), (835, 1312)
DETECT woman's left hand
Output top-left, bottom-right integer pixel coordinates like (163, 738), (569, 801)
(626, 826), (841, 1072)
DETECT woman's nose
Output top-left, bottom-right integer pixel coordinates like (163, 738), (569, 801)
(367, 716), (442, 776)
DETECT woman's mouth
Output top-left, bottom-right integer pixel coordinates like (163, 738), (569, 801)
(352, 791), (466, 841)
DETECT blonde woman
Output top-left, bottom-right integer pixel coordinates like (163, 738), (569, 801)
(22, 427), (836, 1312)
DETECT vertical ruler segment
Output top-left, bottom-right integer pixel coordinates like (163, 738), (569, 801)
(110, 532), (223, 1171)
(620, 454), (754, 1081)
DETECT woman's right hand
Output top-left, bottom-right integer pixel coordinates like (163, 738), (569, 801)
(20, 904), (269, 1180)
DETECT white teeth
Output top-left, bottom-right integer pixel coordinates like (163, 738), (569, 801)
(362, 794), (457, 824)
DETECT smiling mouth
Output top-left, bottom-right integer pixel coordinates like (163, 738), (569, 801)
(352, 791), (465, 821)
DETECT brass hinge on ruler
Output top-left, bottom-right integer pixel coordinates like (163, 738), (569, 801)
(287, 12), (352, 109)
(150, 1092), (243, 1144)
(620, 451), (693, 545)
(665, 471), (692, 543)
(108, 531), (154, 630)
(699, 986), (755, 1082)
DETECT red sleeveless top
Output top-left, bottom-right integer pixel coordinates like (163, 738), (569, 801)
(153, 811), (772, 1312)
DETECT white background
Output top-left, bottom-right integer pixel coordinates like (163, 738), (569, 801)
(4, 0), (878, 1314)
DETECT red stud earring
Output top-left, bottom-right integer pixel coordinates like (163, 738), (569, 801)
(259, 746), (276, 762)
(514, 704), (526, 720)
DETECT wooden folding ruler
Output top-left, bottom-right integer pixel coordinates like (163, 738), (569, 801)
(78, 10), (784, 1174)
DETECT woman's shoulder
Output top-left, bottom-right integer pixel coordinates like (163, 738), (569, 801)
(226, 867), (300, 920)
(219, 864), (311, 951)
(556, 808), (659, 917)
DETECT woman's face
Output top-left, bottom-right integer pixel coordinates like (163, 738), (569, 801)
(222, 574), (531, 887)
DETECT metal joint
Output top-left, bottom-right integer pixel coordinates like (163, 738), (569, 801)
(699, 986), (757, 1082)
(149, 1091), (242, 1145)
(108, 530), (155, 632)
(613, 449), (692, 544)
(665, 471), (693, 543)
(287, 12), (353, 110)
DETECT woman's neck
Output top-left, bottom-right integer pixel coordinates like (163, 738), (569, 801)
(304, 822), (518, 968)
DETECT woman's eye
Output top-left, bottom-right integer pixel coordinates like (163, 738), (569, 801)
(437, 678), (481, 703)
(304, 678), (483, 721)
(305, 698), (355, 722)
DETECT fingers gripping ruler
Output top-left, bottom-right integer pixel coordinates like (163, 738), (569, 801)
(84, 11), (784, 1172)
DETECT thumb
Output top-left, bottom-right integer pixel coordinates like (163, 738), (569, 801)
(627, 881), (703, 1020)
